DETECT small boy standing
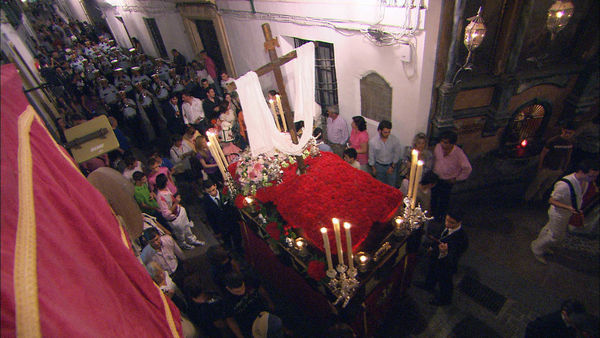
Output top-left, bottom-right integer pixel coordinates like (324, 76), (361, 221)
(133, 171), (160, 214)
(343, 148), (361, 170)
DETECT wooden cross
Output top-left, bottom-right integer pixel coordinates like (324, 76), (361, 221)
(254, 23), (306, 173)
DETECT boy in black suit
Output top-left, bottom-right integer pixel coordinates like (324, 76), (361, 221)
(415, 207), (469, 306)
(201, 180), (243, 254)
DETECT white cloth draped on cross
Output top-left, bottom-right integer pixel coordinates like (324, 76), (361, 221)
(235, 42), (316, 157)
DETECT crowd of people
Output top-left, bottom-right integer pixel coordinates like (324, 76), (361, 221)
(23, 1), (598, 336)
(322, 106), (472, 223)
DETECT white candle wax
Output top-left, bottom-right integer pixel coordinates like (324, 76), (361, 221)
(407, 149), (419, 200)
(412, 160), (424, 208)
(275, 95), (287, 132)
(332, 218), (344, 266)
(343, 222), (354, 269)
(321, 227), (333, 271)
(207, 141), (226, 176)
(269, 99), (282, 131)
(208, 132), (228, 168)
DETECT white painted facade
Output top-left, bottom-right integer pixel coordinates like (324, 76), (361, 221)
(55, 0), (89, 23)
(1, 10), (42, 86)
(55, 0), (442, 147)
(98, 0), (195, 61)
(218, 0), (442, 148)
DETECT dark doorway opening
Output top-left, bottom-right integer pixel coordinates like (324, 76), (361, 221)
(194, 20), (226, 74)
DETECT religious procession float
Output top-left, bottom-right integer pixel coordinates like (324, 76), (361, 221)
(203, 30), (432, 335)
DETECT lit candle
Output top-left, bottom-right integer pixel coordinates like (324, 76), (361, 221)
(411, 160), (424, 208)
(321, 227), (333, 271)
(343, 222), (354, 269)
(407, 149), (419, 200)
(295, 237), (308, 256)
(331, 218), (344, 266)
(356, 252), (369, 272)
(269, 99), (282, 131)
(275, 94), (287, 132)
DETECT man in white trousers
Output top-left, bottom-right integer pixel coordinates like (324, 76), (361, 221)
(531, 159), (598, 264)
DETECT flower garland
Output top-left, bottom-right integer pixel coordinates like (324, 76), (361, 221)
(233, 138), (320, 196)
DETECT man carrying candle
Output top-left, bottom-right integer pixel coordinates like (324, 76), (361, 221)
(368, 120), (402, 187)
(326, 105), (349, 158)
(414, 207), (468, 306)
(431, 131), (472, 222)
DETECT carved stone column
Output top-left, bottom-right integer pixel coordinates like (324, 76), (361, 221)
(432, 82), (459, 135)
(430, 0), (467, 137)
(483, 75), (518, 135)
(484, 0), (534, 135)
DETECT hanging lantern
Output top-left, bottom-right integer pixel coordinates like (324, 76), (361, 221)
(546, 0), (574, 40)
(464, 7), (486, 52)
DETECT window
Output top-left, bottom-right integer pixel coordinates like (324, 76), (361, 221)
(144, 18), (168, 58)
(360, 72), (392, 123)
(294, 38), (338, 114)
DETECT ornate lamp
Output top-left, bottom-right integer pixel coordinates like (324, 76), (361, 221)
(546, 0), (574, 40)
(452, 6), (486, 84)
(463, 7), (487, 66)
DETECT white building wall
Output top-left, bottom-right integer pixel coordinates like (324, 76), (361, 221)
(1, 13), (41, 86)
(56, 0), (89, 23)
(218, 0), (441, 148)
(99, 1), (194, 61)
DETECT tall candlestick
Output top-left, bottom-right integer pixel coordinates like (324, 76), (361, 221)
(207, 143), (224, 177)
(211, 132), (228, 167)
(411, 160), (424, 208)
(407, 149), (419, 200)
(207, 132), (228, 167)
(331, 218), (344, 266)
(320, 227), (333, 271)
(343, 222), (354, 269)
(275, 94), (287, 132)
(269, 99), (282, 131)
(207, 141), (226, 176)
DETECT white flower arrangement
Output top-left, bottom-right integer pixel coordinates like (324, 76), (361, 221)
(235, 138), (320, 195)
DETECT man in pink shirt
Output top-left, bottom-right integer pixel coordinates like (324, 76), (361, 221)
(200, 51), (217, 78)
(432, 131), (472, 221)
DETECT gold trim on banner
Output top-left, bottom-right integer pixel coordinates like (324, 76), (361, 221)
(15, 109), (180, 337)
(14, 105), (42, 338)
(156, 283), (181, 338)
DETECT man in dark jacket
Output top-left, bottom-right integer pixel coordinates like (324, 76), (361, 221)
(201, 180), (242, 254)
(525, 299), (589, 338)
(414, 207), (469, 306)
(162, 94), (186, 136)
(171, 49), (187, 76)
